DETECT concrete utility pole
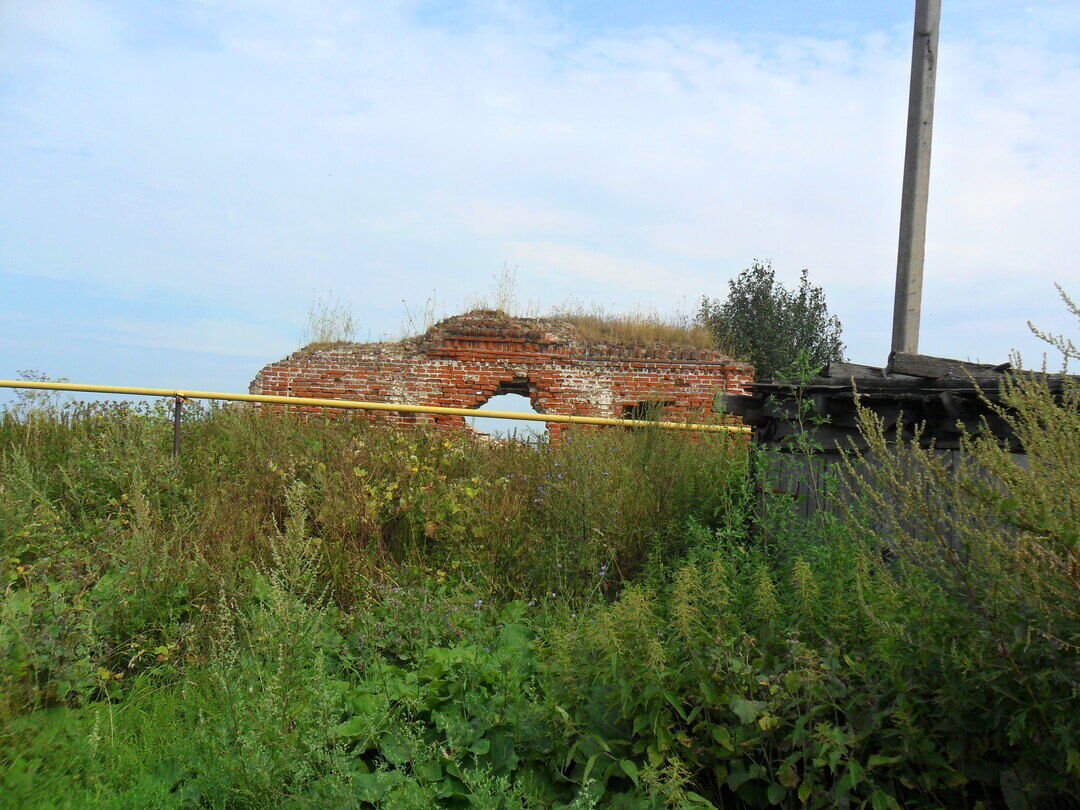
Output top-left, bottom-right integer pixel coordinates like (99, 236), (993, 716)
(891, 0), (941, 355)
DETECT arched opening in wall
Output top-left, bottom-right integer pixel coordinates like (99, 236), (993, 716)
(466, 393), (547, 441)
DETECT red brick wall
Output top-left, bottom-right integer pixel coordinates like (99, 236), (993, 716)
(250, 312), (753, 437)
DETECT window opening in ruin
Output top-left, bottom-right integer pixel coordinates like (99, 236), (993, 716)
(466, 393), (547, 441)
(623, 400), (674, 421)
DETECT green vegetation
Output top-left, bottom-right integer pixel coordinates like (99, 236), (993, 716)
(1, 322), (1077, 807)
(698, 261), (845, 379)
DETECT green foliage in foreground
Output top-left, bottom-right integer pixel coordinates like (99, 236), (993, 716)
(0, 366), (1077, 807)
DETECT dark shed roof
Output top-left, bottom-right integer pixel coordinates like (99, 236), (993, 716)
(723, 352), (1077, 452)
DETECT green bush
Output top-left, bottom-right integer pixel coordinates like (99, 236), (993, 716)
(698, 261), (844, 379)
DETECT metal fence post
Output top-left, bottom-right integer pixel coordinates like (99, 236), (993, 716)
(172, 396), (183, 459)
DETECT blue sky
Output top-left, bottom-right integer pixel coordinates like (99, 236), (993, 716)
(2, 0), (1078, 408)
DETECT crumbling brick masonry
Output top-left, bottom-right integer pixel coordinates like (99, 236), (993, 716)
(250, 311), (753, 438)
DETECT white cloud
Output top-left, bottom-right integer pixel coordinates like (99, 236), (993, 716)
(1, 0), (1077, 373)
(506, 240), (686, 294)
(456, 198), (596, 238)
(98, 317), (293, 359)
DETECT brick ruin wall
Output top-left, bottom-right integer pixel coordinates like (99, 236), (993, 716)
(250, 312), (753, 439)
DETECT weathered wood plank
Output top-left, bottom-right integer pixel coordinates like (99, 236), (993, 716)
(886, 351), (1010, 378)
(822, 361), (887, 379)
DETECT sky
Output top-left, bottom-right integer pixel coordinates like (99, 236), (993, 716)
(2, 0), (1078, 410)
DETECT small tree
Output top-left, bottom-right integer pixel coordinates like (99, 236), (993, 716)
(698, 260), (844, 380)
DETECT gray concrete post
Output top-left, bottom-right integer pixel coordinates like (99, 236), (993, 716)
(891, 0), (941, 354)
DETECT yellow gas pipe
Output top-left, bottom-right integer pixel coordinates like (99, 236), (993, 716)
(0, 380), (749, 434)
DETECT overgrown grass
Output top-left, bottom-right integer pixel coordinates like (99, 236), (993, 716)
(551, 304), (718, 351)
(0, 366), (1076, 807)
(301, 305), (718, 353)
(306, 260), (721, 352)
(301, 295), (358, 349)
(468, 265), (720, 351)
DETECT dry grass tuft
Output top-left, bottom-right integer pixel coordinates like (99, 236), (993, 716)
(297, 266), (724, 352)
(460, 265), (720, 350)
(552, 304), (718, 350)
(301, 296), (356, 348)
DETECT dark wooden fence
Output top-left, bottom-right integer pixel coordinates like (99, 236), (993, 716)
(725, 352), (1060, 522)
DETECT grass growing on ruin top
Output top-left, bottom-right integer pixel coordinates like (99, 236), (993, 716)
(297, 267), (731, 353)
(301, 304), (725, 353)
(551, 304), (718, 350)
